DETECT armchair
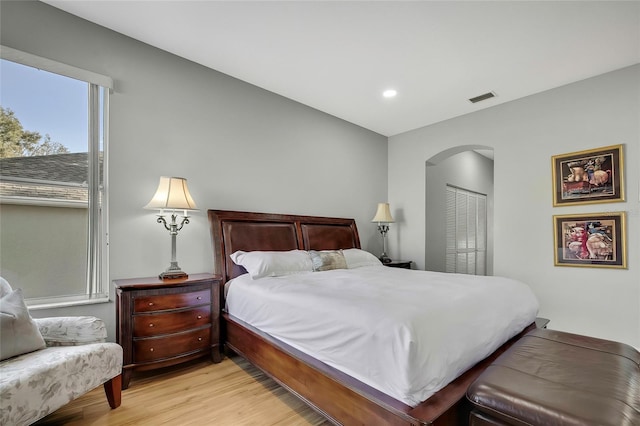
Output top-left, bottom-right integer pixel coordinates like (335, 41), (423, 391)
(0, 279), (122, 425)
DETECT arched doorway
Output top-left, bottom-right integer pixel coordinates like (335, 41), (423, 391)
(425, 145), (494, 275)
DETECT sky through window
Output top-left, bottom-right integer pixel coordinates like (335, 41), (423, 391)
(1, 59), (88, 153)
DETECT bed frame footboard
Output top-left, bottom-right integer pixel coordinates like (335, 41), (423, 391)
(224, 313), (422, 425)
(224, 312), (536, 426)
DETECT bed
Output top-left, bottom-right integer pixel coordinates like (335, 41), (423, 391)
(208, 209), (539, 425)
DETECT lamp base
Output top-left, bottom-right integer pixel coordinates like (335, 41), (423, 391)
(159, 270), (188, 280)
(379, 255), (392, 264)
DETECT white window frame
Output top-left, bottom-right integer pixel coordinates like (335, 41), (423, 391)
(0, 46), (112, 309)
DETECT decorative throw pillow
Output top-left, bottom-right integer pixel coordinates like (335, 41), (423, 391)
(309, 250), (348, 272)
(0, 288), (46, 360)
(230, 250), (313, 279)
(342, 248), (383, 268)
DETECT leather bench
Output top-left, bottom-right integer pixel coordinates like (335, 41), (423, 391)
(466, 328), (640, 425)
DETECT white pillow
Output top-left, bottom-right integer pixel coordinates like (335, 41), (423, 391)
(230, 250), (313, 279)
(342, 248), (383, 268)
(1, 288), (46, 360)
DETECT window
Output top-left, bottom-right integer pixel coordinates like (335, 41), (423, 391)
(445, 185), (487, 275)
(0, 46), (112, 308)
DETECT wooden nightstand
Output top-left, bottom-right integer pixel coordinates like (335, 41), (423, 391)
(114, 273), (222, 389)
(383, 260), (412, 269)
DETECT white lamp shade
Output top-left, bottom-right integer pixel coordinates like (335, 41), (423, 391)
(144, 176), (198, 211)
(371, 203), (394, 223)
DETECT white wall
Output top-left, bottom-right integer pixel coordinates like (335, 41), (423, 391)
(1, 2), (388, 339)
(390, 65), (640, 348)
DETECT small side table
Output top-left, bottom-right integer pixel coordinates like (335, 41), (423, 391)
(383, 260), (412, 269)
(114, 273), (222, 389)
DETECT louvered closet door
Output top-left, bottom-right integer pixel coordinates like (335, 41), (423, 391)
(445, 185), (487, 275)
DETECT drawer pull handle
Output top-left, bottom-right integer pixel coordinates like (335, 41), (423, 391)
(149, 323), (154, 327)
(150, 348), (154, 352)
(196, 296), (202, 300)
(197, 315), (202, 319)
(198, 337), (203, 341)
(148, 302), (154, 306)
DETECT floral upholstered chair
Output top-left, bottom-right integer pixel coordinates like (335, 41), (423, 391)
(0, 278), (123, 425)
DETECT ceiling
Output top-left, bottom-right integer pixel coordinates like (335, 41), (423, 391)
(44, 1), (640, 137)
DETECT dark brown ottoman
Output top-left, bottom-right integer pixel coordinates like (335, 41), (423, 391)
(466, 328), (640, 426)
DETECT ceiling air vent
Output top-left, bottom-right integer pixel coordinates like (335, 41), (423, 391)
(468, 91), (496, 104)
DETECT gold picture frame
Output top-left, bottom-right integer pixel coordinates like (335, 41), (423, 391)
(553, 212), (627, 269)
(551, 144), (624, 206)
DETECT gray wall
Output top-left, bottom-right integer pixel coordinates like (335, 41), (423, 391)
(1, 1), (388, 339)
(425, 150), (494, 275)
(390, 65), (640, 348)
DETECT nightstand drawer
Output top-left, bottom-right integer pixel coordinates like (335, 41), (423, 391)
(133, 327), (211, 363)
(133, 289), (210, 313)
(132, 307), (211, 337)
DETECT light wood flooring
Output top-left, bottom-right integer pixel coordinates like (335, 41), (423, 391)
(34, 356), (332, 426)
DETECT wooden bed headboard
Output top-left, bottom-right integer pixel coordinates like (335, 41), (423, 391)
(208, 210), (361, 283)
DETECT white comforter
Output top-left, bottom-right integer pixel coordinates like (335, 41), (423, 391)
(226, 266), (539, 406)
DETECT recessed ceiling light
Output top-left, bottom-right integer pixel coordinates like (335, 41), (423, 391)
(383, 89), (397, 98)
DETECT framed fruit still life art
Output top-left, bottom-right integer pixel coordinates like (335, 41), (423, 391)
(551, 144), (624, 206)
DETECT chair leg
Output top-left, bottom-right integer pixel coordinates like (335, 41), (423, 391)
(104, 374), (122, 409)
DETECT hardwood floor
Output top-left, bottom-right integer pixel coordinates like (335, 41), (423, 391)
(35, 356), (332, 426)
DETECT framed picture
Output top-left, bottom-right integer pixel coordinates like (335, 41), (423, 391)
(553, 212), (627, 269)
(551, 144), (624, 206)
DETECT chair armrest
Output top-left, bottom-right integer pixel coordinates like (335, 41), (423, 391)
(34, 316), (107, 346)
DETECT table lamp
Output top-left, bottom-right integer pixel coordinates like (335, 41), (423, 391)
(371, 202), (394, 263)
(144, 176), (198, 279)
